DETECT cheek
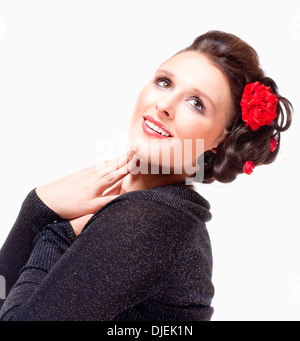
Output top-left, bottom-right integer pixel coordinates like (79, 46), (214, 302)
(177, 117), (219, 153)
(128, 89), (148, 134)
(133, 86), (156, 114)
(178, 116), (206, 143)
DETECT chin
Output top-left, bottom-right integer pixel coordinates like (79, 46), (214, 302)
(128, 137), (191, 177)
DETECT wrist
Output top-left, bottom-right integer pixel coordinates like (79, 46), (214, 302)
(21, 189), (64, 233)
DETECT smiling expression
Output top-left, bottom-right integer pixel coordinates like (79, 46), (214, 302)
(128, 51), (231, 174)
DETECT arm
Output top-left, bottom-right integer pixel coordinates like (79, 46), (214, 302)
(0, 200), (180, 321)
(0, 189), (64, 309)
(0, 152), (134, 310)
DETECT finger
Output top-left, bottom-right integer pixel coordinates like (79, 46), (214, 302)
(95, 151), (135, 175)
(92, 195), (120, 210)
(95, 162), (132, 196)
(128, 154), (140, 173)
(102, 178), (124, 196)
(70, 214), (94, 236)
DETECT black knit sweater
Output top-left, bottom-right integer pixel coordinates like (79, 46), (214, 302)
(0, 183), (214, 321)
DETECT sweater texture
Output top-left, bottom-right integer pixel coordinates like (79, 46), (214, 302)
(0, 183), (214, 321)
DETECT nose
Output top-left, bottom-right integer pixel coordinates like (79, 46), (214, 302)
(155, 99), (175, 119)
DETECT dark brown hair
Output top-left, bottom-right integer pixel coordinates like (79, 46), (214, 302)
(180, 30), (292, 183)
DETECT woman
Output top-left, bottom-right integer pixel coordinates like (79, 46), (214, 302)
(0, 31), (292, 321)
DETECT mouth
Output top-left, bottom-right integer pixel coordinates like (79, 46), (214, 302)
(142, 115), (173, 138)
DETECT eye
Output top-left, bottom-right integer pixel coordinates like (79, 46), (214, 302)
(156, 78), (172, 90)
(186, 97), (205, 112)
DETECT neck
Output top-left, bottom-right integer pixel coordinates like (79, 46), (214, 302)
(120, 174), (183, 195)
(119, 158), (195, 194)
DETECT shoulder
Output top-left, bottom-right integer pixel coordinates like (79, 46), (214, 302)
(84, 183), (211, 242)
(79, 184), (213, 281)
(87, 197), (184, 239)
(102, 183), (212, 223)
(76, 198), (187, 276)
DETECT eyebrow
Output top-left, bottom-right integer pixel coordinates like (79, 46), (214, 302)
(156, 69), (215, 108)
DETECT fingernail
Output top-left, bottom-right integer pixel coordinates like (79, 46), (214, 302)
(128, 155), (140, 173)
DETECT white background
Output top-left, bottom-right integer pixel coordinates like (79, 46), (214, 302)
(0, 0), (299, 321)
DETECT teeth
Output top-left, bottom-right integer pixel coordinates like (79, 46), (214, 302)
(145, 119), (170, 137)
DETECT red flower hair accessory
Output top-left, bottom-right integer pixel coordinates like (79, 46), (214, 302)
(243, 161), (255, 175)
(240, 81), (278, 131)
(270, 137), (278, 152)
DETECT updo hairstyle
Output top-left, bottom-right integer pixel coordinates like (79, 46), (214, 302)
(180, 31), (293, 183)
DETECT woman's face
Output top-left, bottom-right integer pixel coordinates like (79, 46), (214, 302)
(128, 51), (231, 176)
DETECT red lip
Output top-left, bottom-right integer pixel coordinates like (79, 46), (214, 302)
(143, 115), (173, 137)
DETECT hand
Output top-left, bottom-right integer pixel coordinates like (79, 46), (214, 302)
(69, 214), (94, 236)
(36, 151), (134, 220)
